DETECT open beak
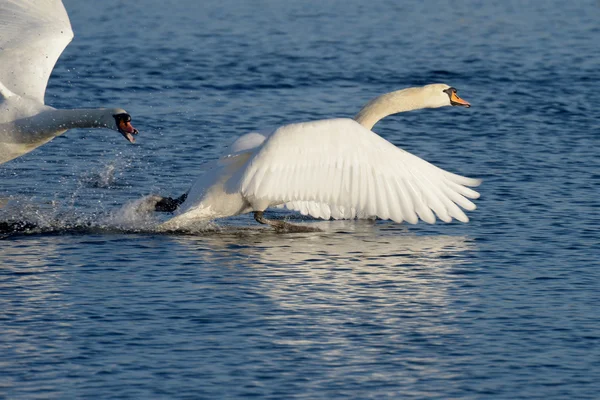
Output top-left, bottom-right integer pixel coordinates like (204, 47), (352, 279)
(118, 121), (139, 143)
(450, 92), (471, 108)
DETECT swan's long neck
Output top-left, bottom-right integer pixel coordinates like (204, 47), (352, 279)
(353, 87), (433, 130)
(15, 108), (114, 142)
(39, 108), (113, 131)
(0, 108), (118, 164)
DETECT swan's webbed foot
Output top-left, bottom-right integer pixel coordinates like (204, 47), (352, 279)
(154, 193), (188, 212)
(253, 211), (322, 233)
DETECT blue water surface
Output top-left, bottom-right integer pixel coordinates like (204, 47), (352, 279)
(1, 0), (599, 398)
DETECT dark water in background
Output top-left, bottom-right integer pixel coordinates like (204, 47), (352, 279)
(1, 0), (599, 398)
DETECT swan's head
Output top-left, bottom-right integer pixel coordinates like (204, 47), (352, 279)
(422, 84), (471, 109)
(111, 110), (139, 143)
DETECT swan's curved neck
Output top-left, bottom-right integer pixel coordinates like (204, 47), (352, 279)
(353, 87), (432, 130)
(0, 108), (116, 164)
(16, 108), (113, 141)
(42, 109), (113, 131)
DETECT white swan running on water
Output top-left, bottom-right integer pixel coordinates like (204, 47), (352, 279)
(0, 0), (138, 165)
(153, 84), (480, 231)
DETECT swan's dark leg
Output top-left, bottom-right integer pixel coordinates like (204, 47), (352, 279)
(154, 192), (188, 212)
(253, 211), (270, 225)
(253, 211), (322, 233)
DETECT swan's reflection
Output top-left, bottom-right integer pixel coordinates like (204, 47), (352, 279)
(1, 219), (478, 378)
(169, 221), (476, 319)
(173, 219), (474, 268)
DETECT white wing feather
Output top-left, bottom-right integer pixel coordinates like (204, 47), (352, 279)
(228, 132), (267, 154)
(0, 0), (74, 102)
(217, 132), (267, 167)
(234, 118), (480, 224)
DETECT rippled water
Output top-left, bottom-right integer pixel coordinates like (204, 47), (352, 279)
(1, 0), (599, 398)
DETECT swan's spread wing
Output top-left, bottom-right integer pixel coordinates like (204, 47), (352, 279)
(279, 201), (368, 220)
(0, 0), (74, 102)
(236, 118), (481, 224)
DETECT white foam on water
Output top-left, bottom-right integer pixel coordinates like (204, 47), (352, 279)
(0, 194), (225, 237)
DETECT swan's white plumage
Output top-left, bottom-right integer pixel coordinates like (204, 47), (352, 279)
(0, 0), (73, 102)
(0, 0), (137, 165)
(228, 132), (268, 154)
(159, 83), (480, 229)
(233, 118), (479, 224)
(164, 116), (480, 229)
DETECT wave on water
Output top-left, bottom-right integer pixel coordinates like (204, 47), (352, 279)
(0, 195), (223, 239)
(0, 193), (406, 239)
(0, 195), (335, 239)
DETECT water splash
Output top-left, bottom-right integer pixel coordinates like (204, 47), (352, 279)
(0, 194), (224, 239)
(79, 162), (125, 189)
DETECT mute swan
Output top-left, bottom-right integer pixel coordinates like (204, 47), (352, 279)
(154, 83), (479, 231)
(0, 0), (138, 165)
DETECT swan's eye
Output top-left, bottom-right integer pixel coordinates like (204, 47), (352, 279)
(443, 87), (457, 95)
(113, 113), (131, 123)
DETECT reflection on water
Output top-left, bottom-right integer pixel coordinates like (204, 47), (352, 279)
(180, 220), (474, 269)
(170, 221), (476, 323)
(2, 201), (477, 344)
(0, 220), (479, 399)
(1, 221), (476, 345)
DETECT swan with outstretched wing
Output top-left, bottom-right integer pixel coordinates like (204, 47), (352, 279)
(152, 84), (479, 231)
(0, 0), (138, 165)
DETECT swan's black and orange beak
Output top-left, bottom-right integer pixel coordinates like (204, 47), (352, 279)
(114, 113), (139, 143)
(444, 87), (471, 108)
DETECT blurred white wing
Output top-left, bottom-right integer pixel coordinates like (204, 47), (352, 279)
(217, 131), (267, 167)
(234, 118), (481, 224)
(228, 132), (267, 154)
(0, 0), (74, 102)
